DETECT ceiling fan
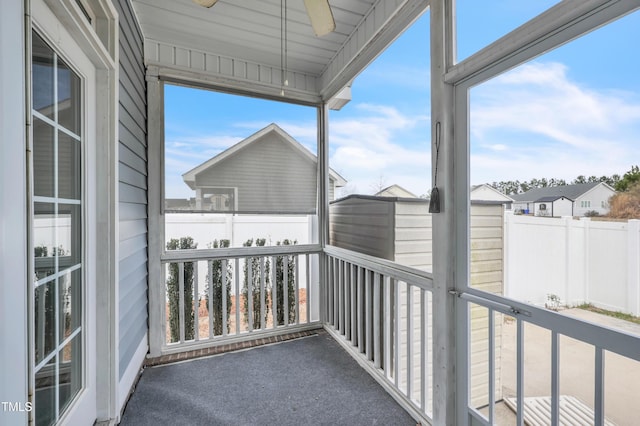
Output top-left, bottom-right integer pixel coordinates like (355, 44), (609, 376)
(192, 0), (336, 37)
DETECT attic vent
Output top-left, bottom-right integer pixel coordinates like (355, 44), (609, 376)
(75, 0), (92, 24)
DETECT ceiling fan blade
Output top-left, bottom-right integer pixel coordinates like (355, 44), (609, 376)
(303, 0), (336, 37)
(193, 0), (218, 8)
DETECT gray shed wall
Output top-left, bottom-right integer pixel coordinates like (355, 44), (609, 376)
(115, 0), (148, 379)
(329, 197), (395, 259)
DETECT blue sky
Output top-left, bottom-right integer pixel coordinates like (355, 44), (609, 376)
(165, 4), (639, 199)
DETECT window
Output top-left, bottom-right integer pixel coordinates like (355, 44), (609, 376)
(32, 30), (83, 425)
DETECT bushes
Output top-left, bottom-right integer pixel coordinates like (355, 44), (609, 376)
(274, 239), (297, 325)
(166, 237), (197, 342)
(242, 238), (271, 329)
(205, 239), (232, 335)
(166, 236), (299, 341)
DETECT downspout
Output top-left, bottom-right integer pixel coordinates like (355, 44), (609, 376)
(24, 0), (34, 424)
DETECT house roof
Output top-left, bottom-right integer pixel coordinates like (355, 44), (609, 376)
(535, 195), (571, 203)
(470, 183), (514, 202)
(182, 123), (347, 189)
(375, 184), (417, 198)
(510, 182), (609, 203)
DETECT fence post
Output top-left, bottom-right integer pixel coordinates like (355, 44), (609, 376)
(562, 216), (573, 306)
(628, 220), (640, 316)
(583, 218), (591, 306)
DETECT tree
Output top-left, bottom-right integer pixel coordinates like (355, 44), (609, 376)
(608, 181), (640, 219)
(166, 237), (197, 342)
(242, 238), (270, 329)
(205, 239), (232, 336)
(275, 239), (297, 325)
(615, 165), (640, 192)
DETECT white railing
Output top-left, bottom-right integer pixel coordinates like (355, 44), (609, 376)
(160, 244), (322, 354)
(459, 288), (640, 426)
(323, 245), (435, 424)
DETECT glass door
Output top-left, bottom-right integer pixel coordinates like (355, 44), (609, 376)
(31, 30), (85, 426)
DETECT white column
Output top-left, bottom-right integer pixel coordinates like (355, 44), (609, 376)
(317, 103), (329, 323)
(147, 67), (165, 357)
(431, 0), (457, 424)
(627, 220), (640, 316)
(0, 1), (28, 424)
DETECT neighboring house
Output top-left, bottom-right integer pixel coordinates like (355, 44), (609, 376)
(375, 184), (418, 198)
(182, 123), (347, 213)
(470, 183), (514, 208)
(511, 182), (616, 216)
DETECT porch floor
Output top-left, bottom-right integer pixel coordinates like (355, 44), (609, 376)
(119, 330), (416, 425)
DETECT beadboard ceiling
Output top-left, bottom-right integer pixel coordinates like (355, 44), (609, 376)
(131, 0), (428, 100)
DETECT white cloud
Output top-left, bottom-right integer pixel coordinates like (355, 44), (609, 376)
(329, 103), (431, 195)
(470, 61), (640, 183)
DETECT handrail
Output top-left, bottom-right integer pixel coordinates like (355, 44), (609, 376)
(324, 245), (434, 291)
(161, 243), (322, 263)
(461, 287), (640, 363)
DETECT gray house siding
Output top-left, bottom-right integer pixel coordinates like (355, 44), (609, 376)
(115, 0), (148, 379)
(196, 133), (318, 213)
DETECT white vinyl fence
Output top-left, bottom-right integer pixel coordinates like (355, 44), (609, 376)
(505, 213), (640, 315)
(165, 213), (317, 299)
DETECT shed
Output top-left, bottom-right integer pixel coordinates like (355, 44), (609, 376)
(329, 195), (505, 407)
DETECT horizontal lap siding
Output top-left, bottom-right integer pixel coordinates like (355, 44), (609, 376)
(196, 134), (317, 212)
(329, 198), (394, 259)
(115, 0), (148, 379)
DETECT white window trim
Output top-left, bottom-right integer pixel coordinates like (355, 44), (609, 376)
(30, 0), (118, 424)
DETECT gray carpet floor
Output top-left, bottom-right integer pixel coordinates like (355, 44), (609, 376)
(119, 333), (415, 425)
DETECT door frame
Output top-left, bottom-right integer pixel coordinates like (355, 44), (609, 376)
(28, 0), (118, 423)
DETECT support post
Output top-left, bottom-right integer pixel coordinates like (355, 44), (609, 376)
(317, 103), (330, 324)
(147, 68), (165, 357)
(628, 220), (640, 316)
(431, 0), (457, 424)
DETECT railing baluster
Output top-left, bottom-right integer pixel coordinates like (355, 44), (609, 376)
(365, 270), (372, 361)
(332, 259), (340, 330)
(208, 260), (214, 339)
(222, 259), (228, 337)
(295, 254), (299, 325)
(179, 262), (185, 343)
(338, 260), (344, 334)
(407, 282), (413, 399)
(373, 273), (381, 369)
(394, 278), (400, 388)
(260, 257), (266, 330)
(305, 253), (310, 324)
(284, 255), (289, 327)
(517, 318), (524, 426)
(384, 276), (391, 379)
(595, 346), (604, 426)
(272, 255), (277, 329)
(551, 330), (559, 426)
(193, 263), (199, 341)
(421, 288), (427, 411)
(248, 256), (253, 332)
(235, 258), (240, 334)
(344, 262), (351, 339)
(488, 308), (495, 424)
(350, 263), (356, 345)
(357, 266), (364, 353)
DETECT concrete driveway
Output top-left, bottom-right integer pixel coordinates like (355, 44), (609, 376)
(488, 308), (640, 426)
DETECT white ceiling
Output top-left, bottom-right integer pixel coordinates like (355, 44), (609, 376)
(131, 0), (430, 103)
(131, 0), (377, 78)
